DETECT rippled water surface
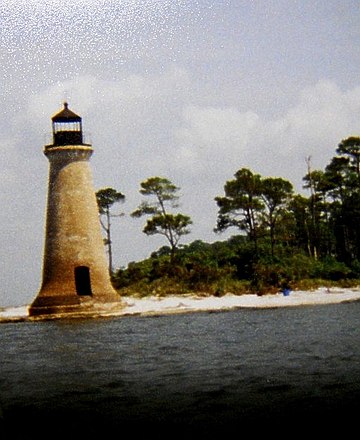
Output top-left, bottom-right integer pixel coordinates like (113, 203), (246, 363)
(1, 302), (360, 437)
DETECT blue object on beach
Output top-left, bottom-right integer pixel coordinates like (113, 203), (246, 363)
(282, 288), (291, 296)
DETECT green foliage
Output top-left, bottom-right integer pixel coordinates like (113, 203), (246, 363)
(112, 259), (153, 289)
(110, 135), (360, 297)
(337, 136), (360, 174)
(112, 234), (358, 297)
(349, 259), (360, 278)
(96, 187), (125, 214)
(131, 177), (192, 260)
(143, 213), (192, 242)
(214, 169), (294, 256)
(118, 277), (190, 298)
(310, 256), (352, 281)
(214, 168), (263, 242)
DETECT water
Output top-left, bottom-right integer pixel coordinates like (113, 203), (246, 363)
(1, 302), (360, 437)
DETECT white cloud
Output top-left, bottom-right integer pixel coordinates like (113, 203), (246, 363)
(179, 105), (259, 146)
(170, 80), (360, 190)
(172, 105), (259, 176)
(245, 80), (360, 189)
(281, 80), (360, 145)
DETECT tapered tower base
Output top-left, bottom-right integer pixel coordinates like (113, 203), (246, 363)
(29, 295), (123, 320)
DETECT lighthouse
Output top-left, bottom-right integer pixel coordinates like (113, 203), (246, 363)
(29, 103), (121, 318)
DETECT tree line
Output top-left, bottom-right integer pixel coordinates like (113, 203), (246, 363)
(96, 136), (360, 296)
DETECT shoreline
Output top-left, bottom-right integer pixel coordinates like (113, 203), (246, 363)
(1, 286), (360, 323)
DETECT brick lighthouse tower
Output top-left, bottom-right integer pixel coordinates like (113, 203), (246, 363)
(29, 103), (121, 318)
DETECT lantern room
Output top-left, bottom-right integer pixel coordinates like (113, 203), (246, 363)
(51, 102), (83, 146)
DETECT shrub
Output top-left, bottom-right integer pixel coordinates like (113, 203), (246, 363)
(311, 257), (351, 281)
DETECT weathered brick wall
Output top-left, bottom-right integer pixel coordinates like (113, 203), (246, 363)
(30, 145), (121, 317)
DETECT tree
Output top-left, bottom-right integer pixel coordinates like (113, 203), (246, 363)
(325, 150), (360, 262)
(300, 138), (360, 262)
(214, 168), (264, 250)
(96, 187), (125, 274)
(324, 156), (352, 202)
(260, 177), (293, 257)
(337, 136), (360, 175)
(131, 177), (192, 262)
(288, 194), (312, 255)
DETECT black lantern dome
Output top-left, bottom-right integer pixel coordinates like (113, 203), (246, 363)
(51, 102), (83, 146)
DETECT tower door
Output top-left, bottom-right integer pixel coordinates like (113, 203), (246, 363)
(75, 266), (92, 296)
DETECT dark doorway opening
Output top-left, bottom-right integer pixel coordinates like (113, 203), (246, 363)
(75, 266), (92, 296)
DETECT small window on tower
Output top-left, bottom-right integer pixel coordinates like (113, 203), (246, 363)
(75, 266), (92, 296)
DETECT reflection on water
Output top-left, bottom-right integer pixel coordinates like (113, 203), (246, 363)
(1, 303), (360, 436)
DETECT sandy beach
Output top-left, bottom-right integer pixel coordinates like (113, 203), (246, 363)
(120, 286), (360, 315)
(1, 286), (360, 322)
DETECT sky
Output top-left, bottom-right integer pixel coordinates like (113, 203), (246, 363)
(0, 0), (359, 307)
